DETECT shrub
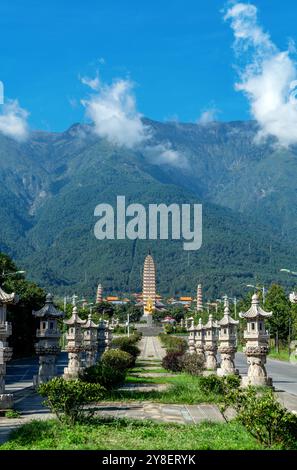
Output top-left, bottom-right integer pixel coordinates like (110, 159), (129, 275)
(38, 377), (105, 424)
(101, 349), (133, 371)
(5, 409), (21, 419)
(164, 324), (175, 334)
(81, 362), (126, 389)
(112, 336), (141, 366)
(159, 333), (187, 353)
(199, 374), (240, 395)
(162, 350), (183, 372)
(222, 387), (297, 449)
(180, 353), (204, 376)
(112, 325), (126, 335)
(199, 374), (225, 394)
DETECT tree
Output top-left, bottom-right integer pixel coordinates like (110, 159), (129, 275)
(265, 284), (291, 346)
(0, 252), (46, 357)
(94, 301), (115, 319)
(168, 305), (185, 322)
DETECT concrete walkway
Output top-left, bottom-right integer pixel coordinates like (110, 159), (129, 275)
(93, 401), (235, 423)
(139, 336), (166, 361)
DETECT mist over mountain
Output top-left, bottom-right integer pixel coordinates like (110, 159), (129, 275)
(0, 118), (296, 298)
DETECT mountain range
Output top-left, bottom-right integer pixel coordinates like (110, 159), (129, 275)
(0, 119), (296, 299)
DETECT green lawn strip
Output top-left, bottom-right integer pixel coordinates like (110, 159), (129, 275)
(106, 374), (223, 404)
(268, 348), (290, 362)
(0, 418), (265, 450)
(130, 368), (169, 374)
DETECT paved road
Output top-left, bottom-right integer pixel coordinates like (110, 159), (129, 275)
(235, 352), (297, 396)
(5, 353), (68, 393)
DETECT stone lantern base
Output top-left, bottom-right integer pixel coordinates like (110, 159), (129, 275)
(63, 351), (84, 380)
(241, 348), (273, 388)
(0, 393), (13, 409)
(217, 347), (239, 377)
(241, 375), (273, 387)
(203, 345), (217, 372)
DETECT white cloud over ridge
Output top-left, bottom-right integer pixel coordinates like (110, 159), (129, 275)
(198, 108), (219, 124)
(225, 2), (297, 147)
(81, 75), (185, 166)
(0, 100), (29, 141)
(81, 78), (150, 148)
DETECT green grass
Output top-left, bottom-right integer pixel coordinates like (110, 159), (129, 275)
(108, 373), (224, 404)
(130, 367), (169, 374)
(0, 418), (265, 450)
(268, 348), (290, 361)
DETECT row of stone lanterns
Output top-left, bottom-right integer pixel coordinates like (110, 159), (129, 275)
(33, 294), (112, 384)
(187, 293), (273, 386)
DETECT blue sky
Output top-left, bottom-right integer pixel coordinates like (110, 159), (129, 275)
(0, 0), (297, 132)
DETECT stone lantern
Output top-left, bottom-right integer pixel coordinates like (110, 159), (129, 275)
(195, 318), (205, 361)
(239, 293), (273, 387)
(63, 306), (86, 379)
(32, 293), (64, 386)
(217, 297), (239, 376)
(104, 320), (113, 350)
(82, 314), (98, 367)
(0, 286), (18, 408)
(204, 314), (219, 371)
(188, 320), (196, 354)
(97, 319), (106, 361)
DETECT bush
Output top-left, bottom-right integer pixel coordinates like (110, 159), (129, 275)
(112, 336), (141, 366)
(159, 333), (187, 353)
(164, 324), (175, 334)
(162, 350), (183, 372)
(222, 387), (297, 449)
(199, 374), (240, 395)
(180, 353), (204, 376)
(38, 377), (105, 424)
(81, 362), (126, 389)
(102, 349), (133, 371)
(112, 325), (126, 335)
(5, 409), (21, 419)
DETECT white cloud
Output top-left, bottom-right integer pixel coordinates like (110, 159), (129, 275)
(0, 100), (29, 141)
(81, 75), (100, 91)
(81, 77), (150, 148)
(198, 108), (219, 124)
(81, 73), (186, 166)
(143, 142), (187, 168)
(224, 2), (297, 147)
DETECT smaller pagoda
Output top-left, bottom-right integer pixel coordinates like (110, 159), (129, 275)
(196, 284), (203, 312)
(204, 314), (219, 371)
(217, 297), (239, 376)
(239, 293), (273, 387)
(63, 306), (86, 379)
(195, 318), (205, 360)
(32, 293), (64, 386)
(0, 286), (18, 408)
(96, 283), (103, 304)
(82, 314), (98, 367)
(188, 320), (196, 354)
